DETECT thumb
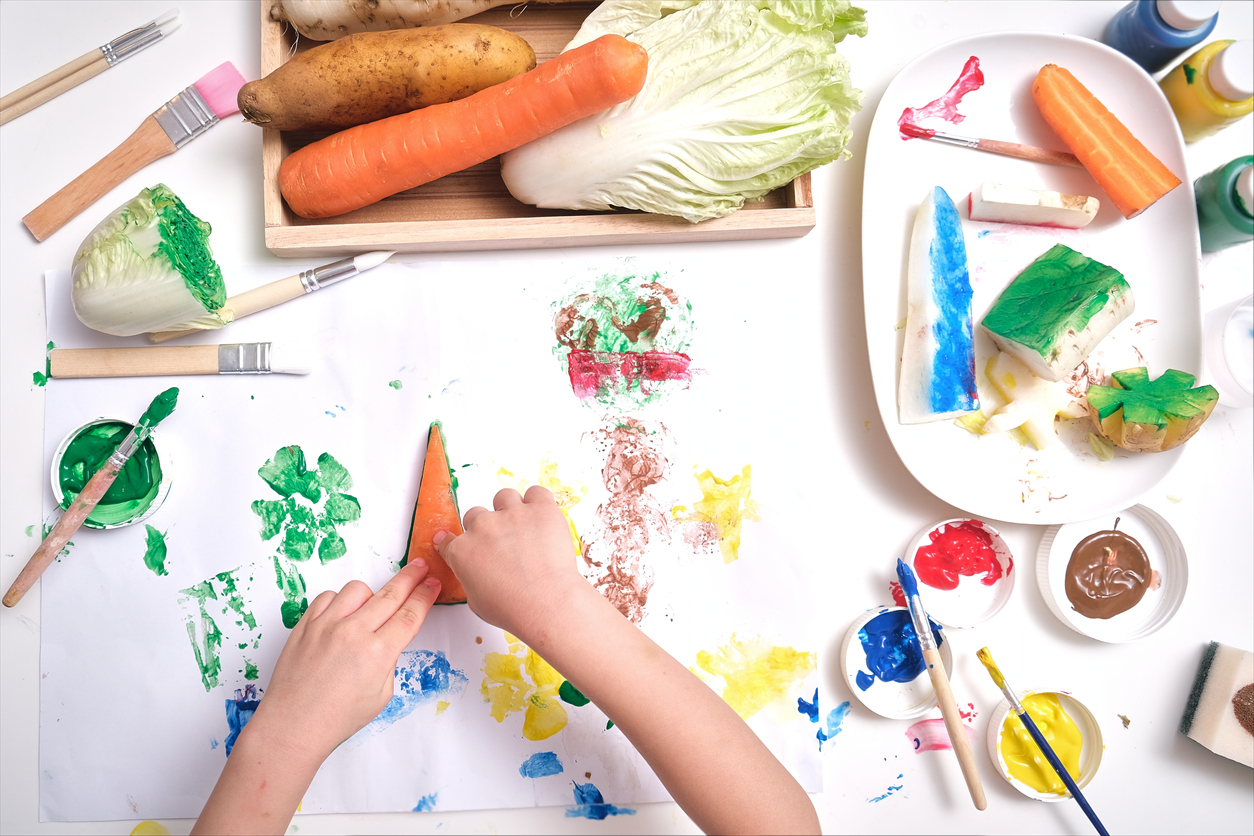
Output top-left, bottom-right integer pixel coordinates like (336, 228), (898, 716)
(432, 529), (457, 563)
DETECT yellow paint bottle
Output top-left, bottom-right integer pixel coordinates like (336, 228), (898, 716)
(1160, 39), (1253, 142)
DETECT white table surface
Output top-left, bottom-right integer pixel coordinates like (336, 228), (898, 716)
(2, 2), (1251, 834)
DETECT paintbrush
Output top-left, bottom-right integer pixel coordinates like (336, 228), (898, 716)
(149, 251), (396, 343)
(976, 648), (1109, 836)
(0, 9), (180, 126)
(22, 60), (247, 242)
(900, 123), (1082, 168)
(897, 558), (988, 811)
(49, 342), (313, 379)
(3, 387), (179, 608)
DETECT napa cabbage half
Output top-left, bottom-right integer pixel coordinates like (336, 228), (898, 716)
(500, 0), (867, 223)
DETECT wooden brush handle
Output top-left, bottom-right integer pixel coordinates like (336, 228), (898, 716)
(924, 645), (988, 811)
(976, 138), (1082, 168)
(150, 275), (308, 343)
(50, 345), (220, 378)
(2, 461), (121, 608)
(0, 50), (107, 125)
(23, 114), (175, 241)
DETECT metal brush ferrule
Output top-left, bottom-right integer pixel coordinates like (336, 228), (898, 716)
(300, 257), (358, 293)
(153, 86), (217, 149)
(928, 132), (980, 149)
(107, 428), (145, 468)
(907, 596), (937, 651)
(218, 342), (272, 375)
(100, 21), (168, 66)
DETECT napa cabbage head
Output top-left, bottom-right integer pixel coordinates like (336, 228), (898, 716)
(500, 0), (868, 223)
(71, 184), (233, 336)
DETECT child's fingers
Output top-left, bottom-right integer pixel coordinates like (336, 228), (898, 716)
(493, 488), (523, 510)
(303, 588), (338, 623)
(377, 577), (441, 651)
(319, 579), (377, 619)
(523, 485), (556, 506)
(462, 505), (489, 530)
(354, 559), (430, 630)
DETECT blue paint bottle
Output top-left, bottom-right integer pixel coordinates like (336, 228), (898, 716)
(1195, 155), (1254, 252)
(1104, 0), (1220, 73)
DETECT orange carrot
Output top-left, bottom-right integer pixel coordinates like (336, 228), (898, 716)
(1033, 64), (1180, 219)
(403, 423), (466, 605)
(279, 34), (648, 218)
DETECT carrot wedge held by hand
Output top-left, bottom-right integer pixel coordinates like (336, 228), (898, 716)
(1032, 64), (1180, 220)
(279, 34), (649, 219)
(403, 423), (467, 605)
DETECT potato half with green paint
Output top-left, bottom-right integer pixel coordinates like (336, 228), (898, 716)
(239, 24), (536, 131)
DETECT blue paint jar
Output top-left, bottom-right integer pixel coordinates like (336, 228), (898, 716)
(1195, 155), (1254, 252)
(1104, 0), (1220, 73)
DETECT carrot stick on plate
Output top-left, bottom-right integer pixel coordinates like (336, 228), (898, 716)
(279, 34), (649, 219)
(1032, 63), (1181, 219)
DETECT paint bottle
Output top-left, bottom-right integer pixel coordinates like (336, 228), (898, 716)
(1160, 40), (1254, 142)
(1103, 1), (1220, 73)
(1195, 155), (1254, 251)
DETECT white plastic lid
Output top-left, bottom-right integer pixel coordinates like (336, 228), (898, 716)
(1156, 0), (1220, 30)
(1210, 40), (1254, 102)
(1237, 165), (1253, 215)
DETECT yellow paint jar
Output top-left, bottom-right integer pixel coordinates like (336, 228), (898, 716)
(986, 689), (1104, 801)
(1160, 40), (1254, 142)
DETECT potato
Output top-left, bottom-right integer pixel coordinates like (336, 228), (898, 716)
(238, 24), (535, 131)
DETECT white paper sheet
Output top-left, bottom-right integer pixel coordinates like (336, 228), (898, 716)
(39, 254), (826, 822)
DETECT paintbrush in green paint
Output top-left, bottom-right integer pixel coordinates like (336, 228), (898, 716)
(3, 387), (179, 608)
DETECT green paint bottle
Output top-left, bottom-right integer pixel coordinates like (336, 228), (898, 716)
(1195, 155), (1254, 252)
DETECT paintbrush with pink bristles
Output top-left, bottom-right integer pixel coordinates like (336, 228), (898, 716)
(23, 61), (247, 242)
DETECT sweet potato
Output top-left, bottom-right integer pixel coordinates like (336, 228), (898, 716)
(238, 24), (535, 131)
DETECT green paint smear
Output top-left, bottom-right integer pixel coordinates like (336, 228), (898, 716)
(980, 244), (1129, 360)
(252, 446), (360, 570)
(142, 524), (168, 576)
(58, 421), (162, 526)
(559, 680), (591, 707)
(244, 660), (259, 681)
(215, 569), (258, 631)
(273, 556), (308, 629)
(1183, 63), (1197, 84)
(25, 525), (35, 537)
(33, 371), (47, 387)
(259, 446), (321, 502)
(606, 720), (615, 730)
(389, 380), (403, 390)
(179, 580), (223, 691)
(138, 387), (179, 429)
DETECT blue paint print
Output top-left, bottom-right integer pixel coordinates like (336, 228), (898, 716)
(856, 609), (944, 691)
(210, 738), (220, 750)
(520, 752), (564, 778)
(818, 702), (852, 750)
(325, 411), (337, 418)
(367, 650), (468, 731)
(977, 229), (993, 238)
(413, 793), (438, 812)
(566, 782), (636, 820)
(224, 685), (261, 756)
(925, 186), (977, 415)
(869, 775), (905, 802)
(797, 688), (819, 722)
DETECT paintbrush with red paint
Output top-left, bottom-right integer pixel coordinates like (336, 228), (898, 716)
(900, 122), (1082, 167)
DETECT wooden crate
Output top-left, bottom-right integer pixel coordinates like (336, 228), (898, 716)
(259, 0), (815, 258)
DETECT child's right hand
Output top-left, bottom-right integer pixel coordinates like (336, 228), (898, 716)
(434, 486), (590, 641)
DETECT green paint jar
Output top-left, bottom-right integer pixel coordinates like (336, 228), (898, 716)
(51, 418), (173, 529)
(1195, 155), (1254, 251)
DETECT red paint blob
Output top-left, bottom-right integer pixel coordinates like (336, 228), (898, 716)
(897, 55), (985, 140)
(913, 520), (1005, 590)
(567, 349), (692, 399)
(889, 580), (907, 608)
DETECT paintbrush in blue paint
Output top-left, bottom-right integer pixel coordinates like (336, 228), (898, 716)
(897, 558), (987, 810)
(3, 387), (179, 608)
(977, 647), (1108, 836)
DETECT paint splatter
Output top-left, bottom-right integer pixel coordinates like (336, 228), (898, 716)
(566, 782), (636, 819)
(33, 371), (47, 386)
(581, 419), (671, 623)
(224, 685), (260, 756)
(905, 718), (978, 753)
(412, 793), (437, 812)
(366, 650), (468, 730)
(33, 342), (53, 387)
(553, 268), (695, 410)
(691, 635), (816, 720)
(1119, 714), (1131, 729)
(797, 689), (852, 750)
(142, 525), (168, 576)
(869, 776), (905, 802)
(519, 752), (564, 778)
(481, 633), (569, 740)
(244, 660), (259, 681)
(178, 568), (259, 692)
(889, 581), (907, 607)
(854, 609), (943, 691)
(897, 55), (984, 139)
(129, 822), (171, 836)
(498, 460), (589, 557)
(559, 680), (591, 707)
(388, 380), (403, 390)
(671, 465), (760, 564)
(272, 555), (308, 629)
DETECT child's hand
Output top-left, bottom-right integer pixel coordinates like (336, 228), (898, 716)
(245, 560), (441, 768)
(434, 486), (590, 641)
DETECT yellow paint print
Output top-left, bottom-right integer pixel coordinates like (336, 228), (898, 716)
(691, 634), (816, 720)
(481, 632), (569, 740)
(436, 700), (450, 715)
(671, 465), (761, 563)
(497, 462), (588, 556)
